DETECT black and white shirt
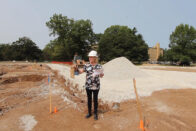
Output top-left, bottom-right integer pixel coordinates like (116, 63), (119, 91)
(83, 63), (103, 90)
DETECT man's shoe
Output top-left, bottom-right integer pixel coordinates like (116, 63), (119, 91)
(94, 114), (98, 120)
(85, 113), (92, 119)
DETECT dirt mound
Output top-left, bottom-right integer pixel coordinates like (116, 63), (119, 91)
(103, 57), (148, 80)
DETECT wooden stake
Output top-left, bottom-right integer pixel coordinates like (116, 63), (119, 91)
(49, 75), (52, 114)
(133, 78), (145, 131)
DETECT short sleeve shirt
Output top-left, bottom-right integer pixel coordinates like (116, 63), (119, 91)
(83, 63), (102, 90)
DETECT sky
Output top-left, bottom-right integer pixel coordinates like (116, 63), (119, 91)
(0, 0), (195, 49)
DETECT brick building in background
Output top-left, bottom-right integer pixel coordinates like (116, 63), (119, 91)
(148, 43), (163, 62)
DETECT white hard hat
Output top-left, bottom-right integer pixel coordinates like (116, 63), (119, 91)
(88, 50), (98, 57)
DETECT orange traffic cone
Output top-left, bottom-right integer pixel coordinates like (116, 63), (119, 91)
(140, 120), (145, 131)
(54, 107), (57, 113)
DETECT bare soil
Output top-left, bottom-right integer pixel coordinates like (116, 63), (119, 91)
(0, 63), (196, 131)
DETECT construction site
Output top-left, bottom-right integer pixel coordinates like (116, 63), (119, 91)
(0, 57), (196, 131)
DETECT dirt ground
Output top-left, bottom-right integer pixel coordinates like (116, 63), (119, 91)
(0, 62), (196, 131)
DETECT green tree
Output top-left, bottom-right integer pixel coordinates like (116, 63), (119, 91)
(98, 25), (148, 62)
(179, 55), (191, 66)
(11, 37), (42, 61)
(46, 14), (95, 61)
(158, 54), (164, 61)
(43, 40), (56, 61)
(0, 37), (42, 61)
(94, 33), (103, 43)
(0, 44), (12, 61)
(169, 24), (196, 63)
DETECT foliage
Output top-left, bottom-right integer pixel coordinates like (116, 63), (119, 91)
(94, 33), (103, 44)
(179, 55), (191, 66)
(98, 25), (148, 62)
(0, 44), (12, 61)
(168, 24), (196, 64)
(45, 14), (95, 61)
(0, 37), (42, 61)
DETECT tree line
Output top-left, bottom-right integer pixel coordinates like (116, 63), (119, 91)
(158, 24), (196, 65)
(0, 14), (196, 65)
(0, 37), (42, 61)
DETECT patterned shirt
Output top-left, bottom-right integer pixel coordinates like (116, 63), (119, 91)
(83, 63), (103, 90)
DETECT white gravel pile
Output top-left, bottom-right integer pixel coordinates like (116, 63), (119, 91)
(103, 57), (149, 80)
(47, 57), (196, 103)
(99, 57), (149, 102)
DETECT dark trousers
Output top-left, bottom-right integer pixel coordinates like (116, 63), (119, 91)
(86, 89), (99, 115)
